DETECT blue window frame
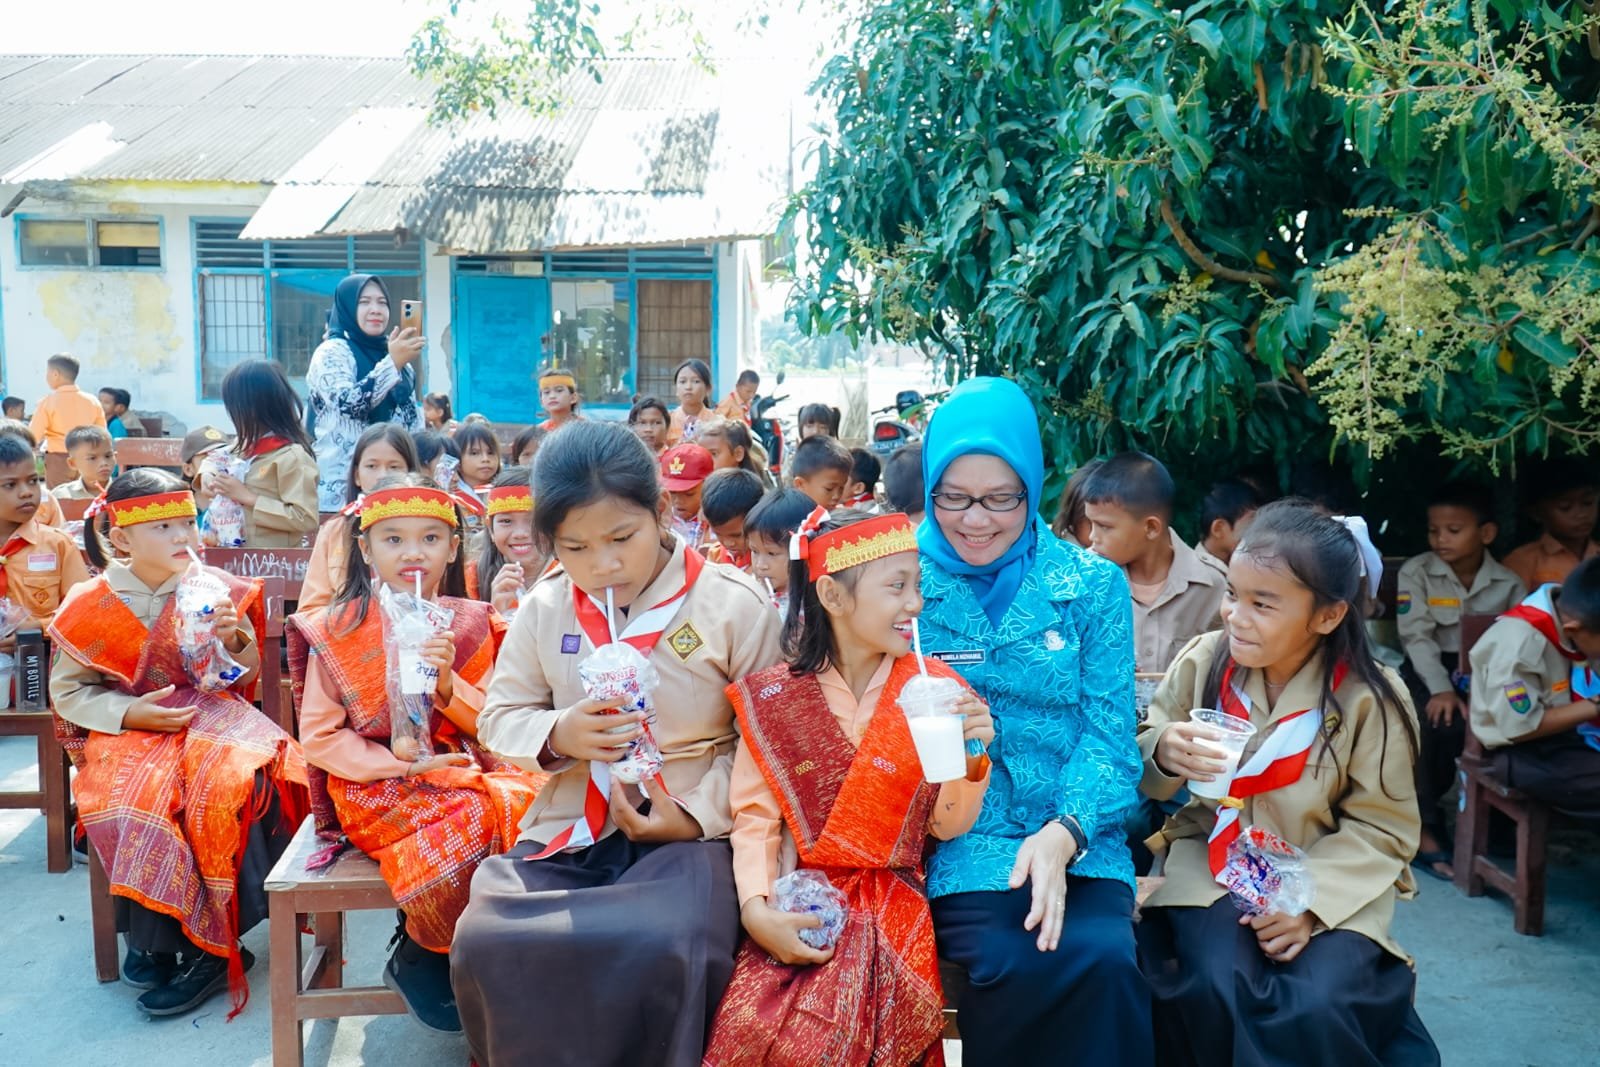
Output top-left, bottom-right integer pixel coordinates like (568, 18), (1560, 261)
(452, 247), (718, 413)
(191, 218), (423, 401)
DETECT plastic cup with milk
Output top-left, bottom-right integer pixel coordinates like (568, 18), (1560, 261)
(898, 673), (969, 783)
(1185, 707), (1257, 800)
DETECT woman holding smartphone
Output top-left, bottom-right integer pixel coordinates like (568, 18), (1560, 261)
(305, 274), (426, 510)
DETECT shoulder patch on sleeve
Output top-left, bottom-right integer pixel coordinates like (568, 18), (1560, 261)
(1503, 681), (1532, 715)
(1396, 591), (1412, 615)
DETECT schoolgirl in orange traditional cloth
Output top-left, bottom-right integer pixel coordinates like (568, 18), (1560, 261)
(704, 509), (992, 1067)
(451, 420), (783, 1067)
(299, 424), (420, 612)
(49, 469), (307, 1019)
(473, 466), (550, 614)
(289, 474), (541, 1034)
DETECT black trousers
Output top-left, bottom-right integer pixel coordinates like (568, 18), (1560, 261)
(932, 878), (1153, 1067)
(1401, 655), (1466, 837)
(1492, 730), (1600, 823)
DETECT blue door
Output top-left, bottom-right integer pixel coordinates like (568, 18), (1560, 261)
(454, 275), (548, 423)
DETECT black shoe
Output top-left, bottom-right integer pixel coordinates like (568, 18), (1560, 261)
(382, 924), (461, 1033)
(121, 947), (178, 990)
(136, 947), (254, 1017)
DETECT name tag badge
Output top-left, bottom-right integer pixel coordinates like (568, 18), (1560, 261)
(26, 552), (55, 572)
(930, 649), (986, 667)
(560, 633), (582, 655)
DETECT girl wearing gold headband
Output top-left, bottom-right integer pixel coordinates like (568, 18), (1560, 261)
(474, 466), (548, 614)
(50, 468), (308, 1019)
(289, 472), (542, 1033)
(704, 509), (993, 1065)
(536, 367), (583, 433)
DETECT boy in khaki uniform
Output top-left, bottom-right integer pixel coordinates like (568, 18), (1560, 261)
(1468, 556), (1600, 823)
(1084, 451), (1224, 673)
(1396, 481), (1524, 876)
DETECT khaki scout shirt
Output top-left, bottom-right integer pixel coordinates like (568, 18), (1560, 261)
(49, 562), (260, 735)
(1, 516), (90, 630)
(240, 445), (320, 548)
(1396, 551), (1524, 696)
(1130, 530), (1225, 673)
(1193, 539), (1228, 578)
(478, 541), (783, 846)
(50, 478), (99, 501)
(1467, 588), (1590, 749)
(1138, 631), (1420, 961)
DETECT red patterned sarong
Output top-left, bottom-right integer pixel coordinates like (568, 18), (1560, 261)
(287, 599), (542, 949)
(50, 572), (308, 1017)
(704, 656), (955, 1067)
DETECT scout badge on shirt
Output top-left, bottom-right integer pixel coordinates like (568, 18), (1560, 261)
(1503, 681), (1532, 716)
(1395, 591), (1412, 615)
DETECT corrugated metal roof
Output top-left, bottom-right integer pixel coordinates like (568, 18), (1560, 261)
(0, 54), (788, 250)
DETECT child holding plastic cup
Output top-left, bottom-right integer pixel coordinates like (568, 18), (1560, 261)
(702, 508), (992, 1065)
(474, 466), (546, 617)
(50, 468), (306, 1019)
(291, 473), (541, 1034)
(454, 420), (783, 1067)
(1136, 501), (1437, 1065)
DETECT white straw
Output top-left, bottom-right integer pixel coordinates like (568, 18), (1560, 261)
(414, 571), (422, 599)
(604, 586), (619, 645)
(762, 577), (776, 603)
(911, 617), (928, 675)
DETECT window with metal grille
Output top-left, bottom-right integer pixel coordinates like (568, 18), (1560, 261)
(193, 219), (422, 399)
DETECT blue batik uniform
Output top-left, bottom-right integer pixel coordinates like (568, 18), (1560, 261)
(920, 519), (1139, 897)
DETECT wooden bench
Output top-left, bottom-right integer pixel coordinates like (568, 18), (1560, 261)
(0, 706), (73, 872)
(266, 816), (405, 1067)
(1452, 613), (1550, 935)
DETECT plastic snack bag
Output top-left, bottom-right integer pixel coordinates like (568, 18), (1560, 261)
(175, 559), (248, 692)
(771, 869), (849, 950)
(0, 596), (28, 643)
(201, 451), (252, 548)
(433, 454), (461, 494)
(379, 582), (455, 762)
(578, 641), (664, 784)
(1220, 825), (1316, 917)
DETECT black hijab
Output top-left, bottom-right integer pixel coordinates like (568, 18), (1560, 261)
(329, 273), (409, 423)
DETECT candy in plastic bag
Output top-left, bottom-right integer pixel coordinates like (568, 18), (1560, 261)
(0, 596), (28, 642)
(579, 640), (664, 784)
(771, 869), (849, 950)
(379, 583), (455, 762)
(1220, 825), (1315, 917)
(433, 454), (461, 494)
(176, 560), (248, 692)
(201, 452), (252, 548)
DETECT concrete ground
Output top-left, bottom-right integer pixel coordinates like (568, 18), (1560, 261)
(2, 733), (1595, 1066)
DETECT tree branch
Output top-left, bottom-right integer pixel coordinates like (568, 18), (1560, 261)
(1160, 196), (1281, 289)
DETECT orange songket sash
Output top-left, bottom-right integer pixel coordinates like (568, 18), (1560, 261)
(287, 598), (541, 949)
(48, 570), (307, 1019)
(705, 655), (954, 1067)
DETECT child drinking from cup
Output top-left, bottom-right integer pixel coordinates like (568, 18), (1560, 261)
(298, 424), (419, 612)
(703, 508), (991, 1065)
(474, 466), (547, 614)
(1135, 501), (1438, 1065)
(50, 469), (307, 1019)
(746, 488), (818, 613)
(207, 359), (320, 548)
(451, 420), (783, 1067)
(289, 474), (542, 1033)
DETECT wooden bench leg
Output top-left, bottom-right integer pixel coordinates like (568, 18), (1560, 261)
(41, 732), (70, 874)
(268, 891), (305, 1067)
(88, 847), (120, 983)
(1513, 802), (1549, 937)
(1453, 767), (1488, 897)
(310, 911), (345, 990)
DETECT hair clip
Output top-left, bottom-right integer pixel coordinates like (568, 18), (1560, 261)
(788, 505), (830, 563)
(339, 494), (365, 518)
(84, 488), (110, 521)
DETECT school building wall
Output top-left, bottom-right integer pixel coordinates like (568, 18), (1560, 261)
(0, 181), (758, 435)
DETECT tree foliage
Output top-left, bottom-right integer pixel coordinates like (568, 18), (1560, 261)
(789, 0), (1600, 483)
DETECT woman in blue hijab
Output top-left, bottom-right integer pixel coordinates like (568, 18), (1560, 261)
(916, 377), (1151, 1066)
(305, 274), (426, 510)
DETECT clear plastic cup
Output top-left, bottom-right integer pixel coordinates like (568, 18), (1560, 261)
(0, 651), (13, 710)
(899, 674), (968, 783)
(1186, 707), (1257, 799)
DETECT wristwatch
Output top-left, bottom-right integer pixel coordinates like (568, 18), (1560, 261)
(1051, 814), (1088, 868)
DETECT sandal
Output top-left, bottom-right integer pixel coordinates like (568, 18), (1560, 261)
(1410, 849), (1454, 881)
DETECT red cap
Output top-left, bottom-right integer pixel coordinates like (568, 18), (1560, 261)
(660, 443), (713, 492)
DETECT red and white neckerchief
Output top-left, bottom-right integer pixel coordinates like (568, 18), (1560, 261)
(1207, 660), (1348, 880)
(527, 549), (706, 860)
(844, 492), (876, 510)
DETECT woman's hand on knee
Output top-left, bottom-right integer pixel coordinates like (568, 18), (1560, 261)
(1242, 910), (1313, 963)
(1008, 821), (1077, 952)
(740, 896), (835, 967)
